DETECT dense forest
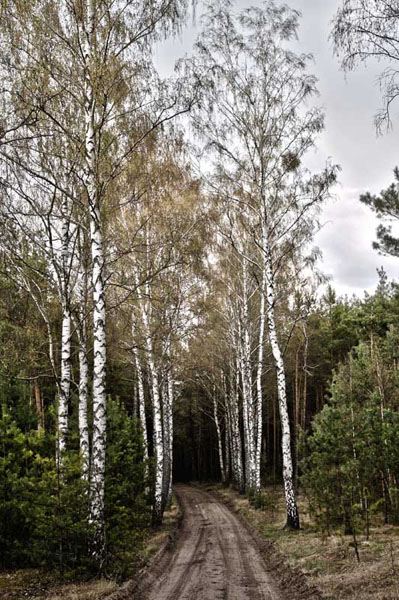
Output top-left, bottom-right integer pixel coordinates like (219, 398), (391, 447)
(1, 0), (399, 595)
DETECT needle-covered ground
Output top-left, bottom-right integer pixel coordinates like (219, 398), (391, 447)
(213, 484), (399, 600)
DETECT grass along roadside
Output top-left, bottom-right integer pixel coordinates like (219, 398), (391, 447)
(0, 498), (180, 600)
(209, 483), (399, 600)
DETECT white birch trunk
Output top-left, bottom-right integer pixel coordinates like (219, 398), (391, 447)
(238, 327), (250, 488)
(58, 196), (72, 461)
(132, 335), (149, 470)
(162, 377), (171, 510)
(222, 373), (231, 484)
(225, 411), (231, 484)
(162, 371), (174, 509)
(77, 318), (90, 479)
(134, 272), (164, 524)
(166, 372), (174, 507)
(232, 361), (245, 492)
(240, 260), (256, 491)
(59, 303), (71, 458)
(83, 1), (107, 548)
(264, 239), (300, 529)
(146, 338), (163, 524)
(75, 249), (90, 479)
(213, 392), (226, 484)
(255, 272), (266, 492)
(88, 164), (107, 546)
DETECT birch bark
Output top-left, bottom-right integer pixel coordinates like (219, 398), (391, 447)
(167, 373), (174, 506)
(213, 392), (226, 484)
(134, 273), (164, 525)
(75, 244), (90, 479)
(264, 238), (300, 529)
(231, 362), (244, 492)
(163, 370), (174, 508)
(58, 196), (72, 461)
(132, 327), (149, 470)
(82, 0), (107, 547)
(255, 272), (266, 491)
(240, 260), (256, 491)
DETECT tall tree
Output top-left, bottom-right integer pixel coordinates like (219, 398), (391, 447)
(0, 0), (196, 549)
(187, 0), (336, 528)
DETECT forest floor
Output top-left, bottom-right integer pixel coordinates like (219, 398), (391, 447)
(213, 483), (399, 600)
(3, 484), (399, 599)
(0, 501), (180, 600)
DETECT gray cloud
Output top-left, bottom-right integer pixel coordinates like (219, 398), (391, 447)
(156, 0), (399, 297)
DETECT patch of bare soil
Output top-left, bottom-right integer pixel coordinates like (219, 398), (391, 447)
(117, 484), (322, 600)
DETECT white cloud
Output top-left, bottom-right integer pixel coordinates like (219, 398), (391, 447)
(316, 191), (399, 297)
(156, 0), (399, 298)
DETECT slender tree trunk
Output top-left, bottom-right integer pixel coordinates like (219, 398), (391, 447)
(83, 2), (107, 549)
(34, 379), (44, 431)
(166, 371), (174, 507)
(162, 377), (171, 510)
(134, 286), (164, 525)
(147, 347), (163, 525)
(301, 324), (309, 430)
(58, 302), (71, 458)
(239, 260), (255, 491)
(133, 383), (138, 420)
(264, 240), (300, 529)
(273, 392), (277, 483)
(58, 196), (72, 462)
(77, 318), (90, 479)
(255, 272), (266, 491)
(88, 198), (107, 547)
(225, 401), (231, 485)
(75, 241), (90, 479)
(294, 350), (300, 486)
(213, 392), (226, 484)
(132, 324), (149, 471)
(231, 361), (245, 492)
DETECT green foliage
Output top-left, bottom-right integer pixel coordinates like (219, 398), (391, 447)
(0, 406), (95, 573)
(104, 399), (150, 580)
(0, 397), (150, 579)
(250, 491), (268, 510)
(302, 335), (399, 536)
(360, 168), (399, 257)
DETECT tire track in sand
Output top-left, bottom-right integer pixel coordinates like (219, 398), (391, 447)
(144, 485), (282, 600)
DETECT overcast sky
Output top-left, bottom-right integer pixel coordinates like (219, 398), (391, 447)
(155, 0), (399, 298)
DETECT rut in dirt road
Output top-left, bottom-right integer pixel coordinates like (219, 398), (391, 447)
(145, 485), (282, 600)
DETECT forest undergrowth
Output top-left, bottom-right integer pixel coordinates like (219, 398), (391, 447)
(213, 484), (399, 600)
(0, 498), (180, 600)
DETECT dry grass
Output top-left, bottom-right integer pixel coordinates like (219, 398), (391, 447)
(0, 568), (118, 600)
(41, 579), (119, 600)
(212, 484), (399, 600)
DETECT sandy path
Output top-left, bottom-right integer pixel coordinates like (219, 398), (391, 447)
(145, 485), (282, 600)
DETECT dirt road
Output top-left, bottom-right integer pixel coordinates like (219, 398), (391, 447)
(145, 485), (282, 600)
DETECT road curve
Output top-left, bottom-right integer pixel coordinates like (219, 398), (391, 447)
(145, 485), (282, 600)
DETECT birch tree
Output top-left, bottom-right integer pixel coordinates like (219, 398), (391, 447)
(0, 178), (79, 463)
(187, 0), (336, 528)
(0, 0), (196, 549)
(110, 131), (207, 523)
